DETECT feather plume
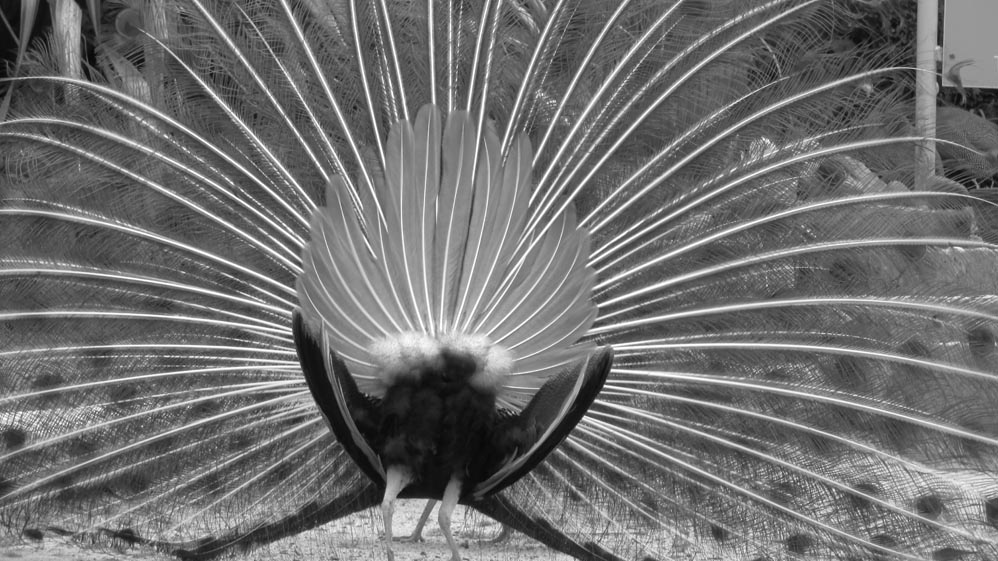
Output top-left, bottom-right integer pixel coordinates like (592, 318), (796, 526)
(2, 1), (998, 560)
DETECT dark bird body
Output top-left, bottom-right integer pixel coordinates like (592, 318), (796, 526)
(292, 307), (610, 560)
(374, 350), (509, 558)
(3, 2), (998, 561)
(380, 370), (449, 479)
(358, 348), (508, 498)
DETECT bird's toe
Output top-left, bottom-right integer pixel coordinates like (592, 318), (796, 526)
(392, 534), (424, 543)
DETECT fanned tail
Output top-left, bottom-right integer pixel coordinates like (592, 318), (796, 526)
(2, 2), (998, 560)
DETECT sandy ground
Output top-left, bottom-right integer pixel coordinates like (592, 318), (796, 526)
(0, 501), (573, 561)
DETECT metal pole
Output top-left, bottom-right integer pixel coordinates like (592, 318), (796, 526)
(914, 0), (939, 190)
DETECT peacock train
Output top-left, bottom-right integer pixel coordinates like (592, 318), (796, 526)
(2, 1), (998, 560)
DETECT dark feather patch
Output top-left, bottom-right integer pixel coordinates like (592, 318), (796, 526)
(292, 311), (383, 487)
(472, 347), (613, 498)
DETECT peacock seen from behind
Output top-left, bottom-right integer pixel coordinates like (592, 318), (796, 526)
(2, 1), (998, 560)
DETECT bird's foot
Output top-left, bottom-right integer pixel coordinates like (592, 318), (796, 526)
(392, 533), (425, 543)
(381, 533), (397, 561)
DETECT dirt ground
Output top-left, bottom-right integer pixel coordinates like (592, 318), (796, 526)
(0, 501), (572, 561)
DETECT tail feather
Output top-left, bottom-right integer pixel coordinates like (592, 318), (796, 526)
(2, 1), (998, 560)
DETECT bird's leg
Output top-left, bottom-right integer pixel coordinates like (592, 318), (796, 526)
(395, 499), (435, 542)
(438, 476), (463, 561)
(381, 465), (412, 561)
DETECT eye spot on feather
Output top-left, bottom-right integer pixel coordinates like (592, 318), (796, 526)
(870, 534), (898, 549)
(84, 347), (114, 370)
(108, 471), (153, 497)
(227, 432), (255, 453)
(148, 434), (177, 457)
(0, 477), (15, 497)
(950, 212), (972, 237)
(763, 368), (792, 381)
(678, 0), (712, 16)
(898, 242), (926, 262)
(802, 433), (835, 455)
(898, 339), (931, 358)
(968, 327), (996, 359)
(106, 382), (141, 409)
(66, 435), (101, 457)
(874, 417), (917, 451)
(848, 482), (880, 510)
(564, 483), (586, 503)
(45, 473), (76, 495)
(827, 259), (866, 290)
(1, 427), (27, 450)
(638, 488), (662, 514)
(671, 385), (737, 406)
(682, 475), (712, 503)
(795, 263), (817, 288)
(65, 484), (105, 502)
(186, 400), (220, 421)
(985, 497), (998, 528)
(766, 481), (798, 506)
(813, 159), (848, 193)
(933, 547), (975, 560)
(897, 339), (935, 379)
(264, 461), (296, 487)
(826, 356), (866, 390)
(200, 472), (226, 496)
(148, 295), (182, 314)
(915, 494), (945, 519)
(31, 372), (64, 404)
(785, 533), (813, 554)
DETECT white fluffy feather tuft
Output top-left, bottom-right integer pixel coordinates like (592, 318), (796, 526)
(368, 332), (512, 394)
(440, 333), (514, 393)
(369, 333), (443, 387)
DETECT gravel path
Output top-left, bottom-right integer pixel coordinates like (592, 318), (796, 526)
(1, 502), (572, 561)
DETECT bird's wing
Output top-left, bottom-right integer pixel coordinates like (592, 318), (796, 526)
(471, 347), (612, 499)
(292, 310), (385, 486)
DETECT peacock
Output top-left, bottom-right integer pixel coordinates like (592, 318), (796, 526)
(3, 1), (998, 560)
